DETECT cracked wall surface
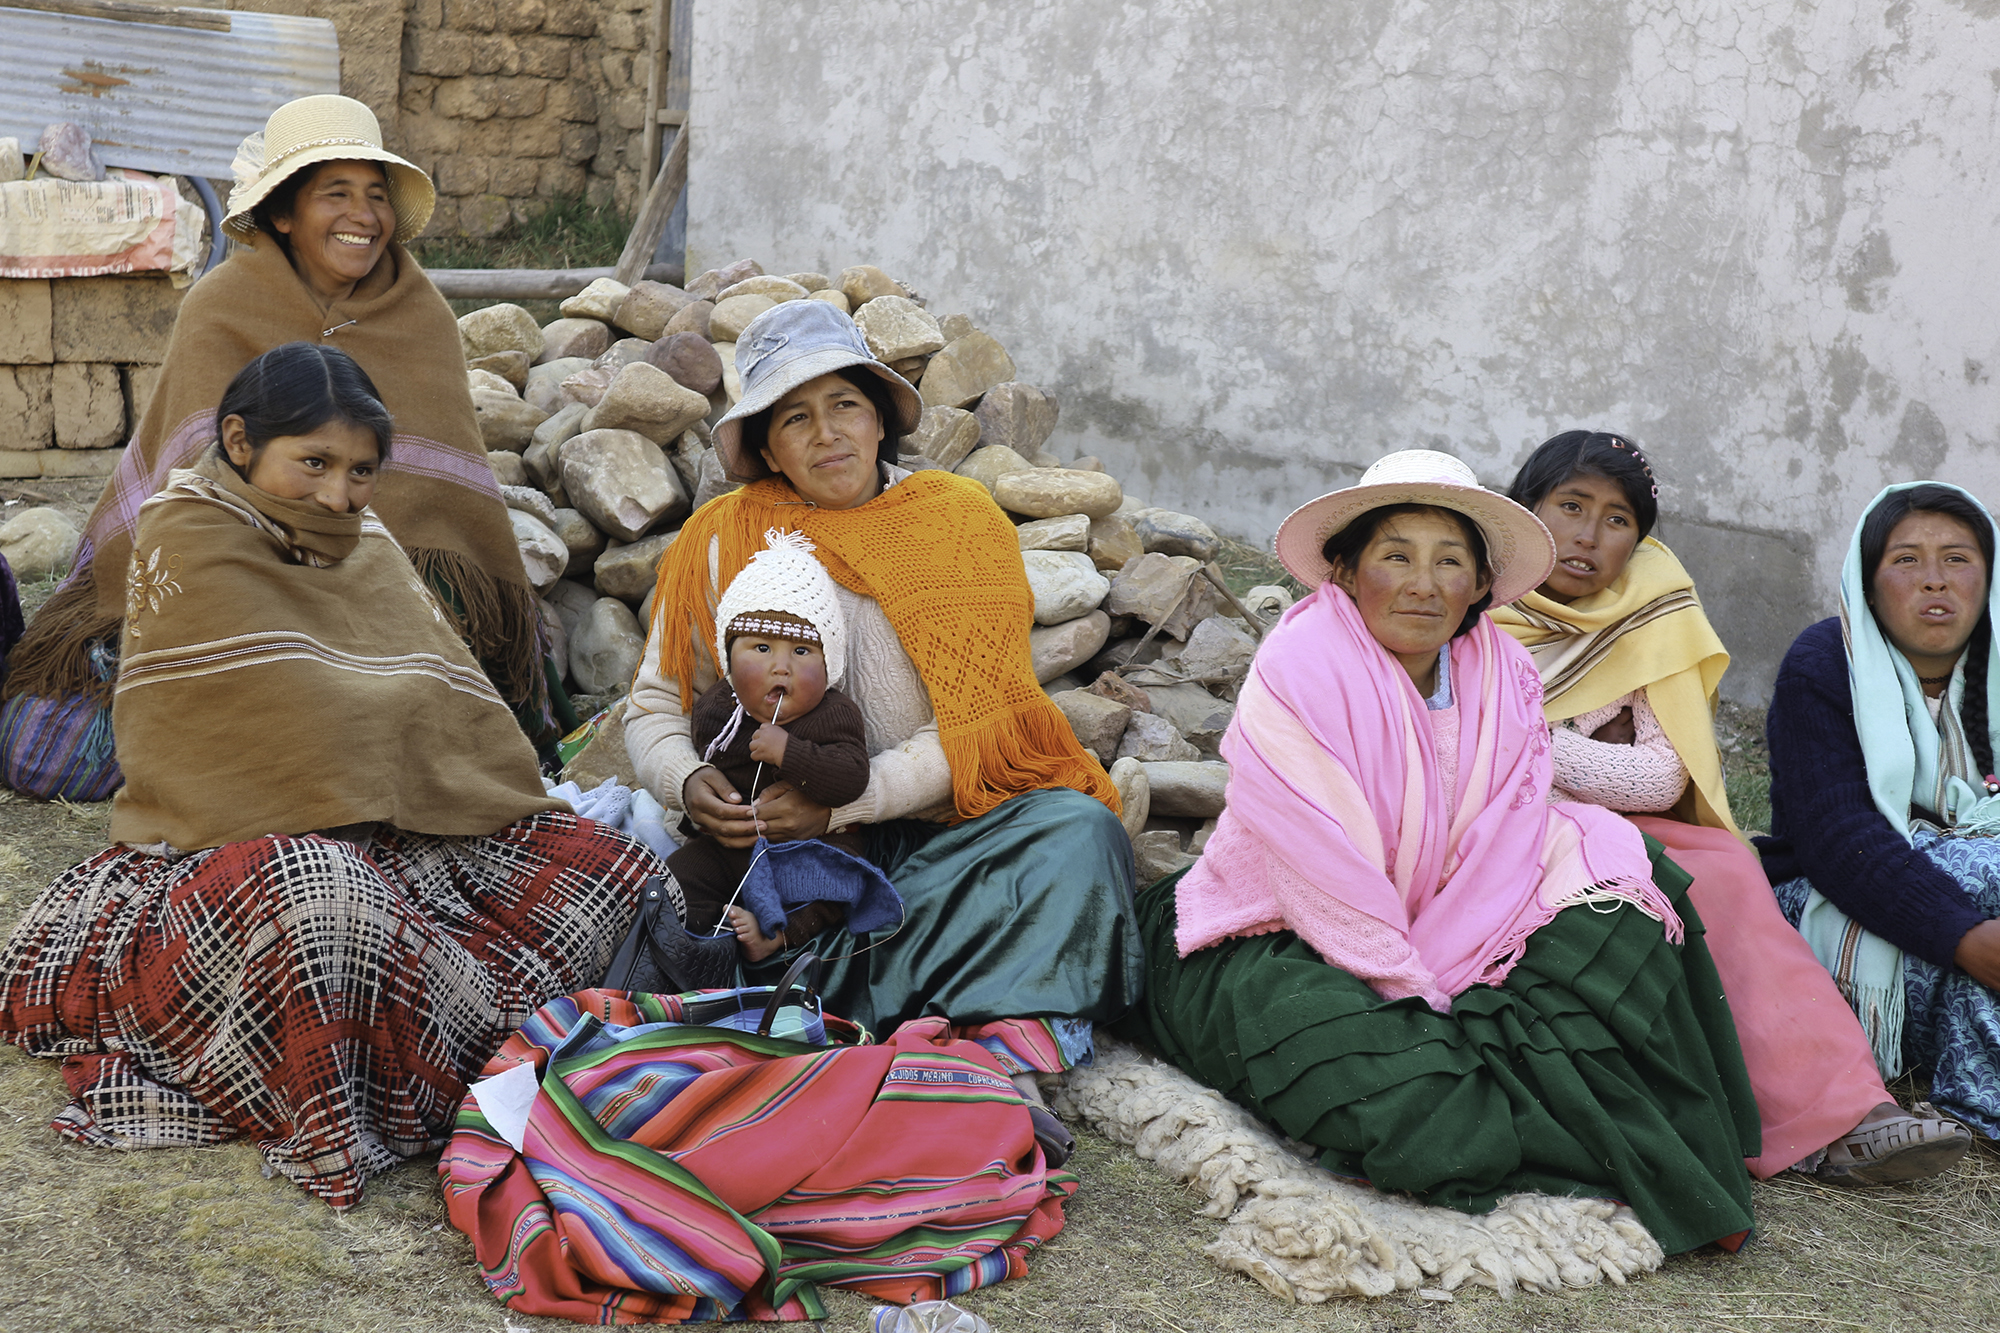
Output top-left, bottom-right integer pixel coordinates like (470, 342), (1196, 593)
(688, 0), (2000, 703)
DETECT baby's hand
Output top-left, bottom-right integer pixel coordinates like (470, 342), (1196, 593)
(726, 905), (782, 963)
(748, 721), (790, 766)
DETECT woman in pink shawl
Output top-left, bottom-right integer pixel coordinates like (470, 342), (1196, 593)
(1118, 450), (1758, 1256)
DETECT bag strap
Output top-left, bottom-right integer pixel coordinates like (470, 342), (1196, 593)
(604, 875), (670, 993)
(757, 952), (822, 1037)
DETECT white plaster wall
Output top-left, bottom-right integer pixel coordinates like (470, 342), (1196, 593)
(689, 0), (2000, 702)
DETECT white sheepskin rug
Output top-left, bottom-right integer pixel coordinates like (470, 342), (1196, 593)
(1052, 1038), (1665, 1301)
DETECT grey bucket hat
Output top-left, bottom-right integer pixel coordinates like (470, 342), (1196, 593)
(713, 300), (923, 480)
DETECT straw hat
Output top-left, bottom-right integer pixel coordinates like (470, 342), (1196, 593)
(1274, 449), (1556, 606)
(222, 95), (435, 242)
(713, 300), (922, 480)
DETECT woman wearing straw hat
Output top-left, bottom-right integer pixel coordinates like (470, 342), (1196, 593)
(1117, 449), (1761, 1256)
(628, 300), (1142, 1125)
(0, 94), (560, 800)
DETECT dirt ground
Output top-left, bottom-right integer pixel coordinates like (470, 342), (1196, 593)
(3, 506), (1999, 1332)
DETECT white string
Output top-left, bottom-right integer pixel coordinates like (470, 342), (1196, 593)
(707, 690), (784, 936)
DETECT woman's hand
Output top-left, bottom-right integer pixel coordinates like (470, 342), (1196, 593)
(1954, 919), (2000, 990)
(1590, 707), (1637, 746)
(683, 767), (765, 848)
(743, 780), (833, 843)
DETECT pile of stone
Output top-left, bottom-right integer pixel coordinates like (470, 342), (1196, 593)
(461, 257), (1295, 879)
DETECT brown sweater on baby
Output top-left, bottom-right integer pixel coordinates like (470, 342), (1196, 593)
(668, 678), (872, 944)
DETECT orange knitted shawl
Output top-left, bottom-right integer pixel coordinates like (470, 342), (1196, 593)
(649, 469), (1118, 822)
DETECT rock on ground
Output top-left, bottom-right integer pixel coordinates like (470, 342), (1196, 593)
(1108, 755), (1150, 840)
(838, 265), (908, 305)
(1131, 507), (1221, 562)
(904, 405), (981, 468)
(561, 697), (637, 789)
(664, 300), (713, 339)
(1022, 549), (1111, 625)
(581, 362), (711, 443)
(708, 294), (776, 342)
(973, 382), (1059, 458)
(1143, 761), (1230, 819)
(549, 507), (605, 577)
(526, 357), (592, 413)
(560, 277), (630, 323)
(1131, 829), (1194, 881)
(719, 275), (808, 303)
(1050, 689), (1132, 766)
(854, 296), (945, 362)
(1117, 711), (1200, 762)
(468, 350), (529, 389)
(0, 506), (79, 580)
(616, 281), (695, 341)
(994, 469), (1123, 520)
(1016, 513), (1090, 552)
(487, 450), (527, 487)
(1030, 608), (1110, 683)
(647, 332), (723, 395)
(526, 403), (588, 485)
(919, 332), (1016, 409)
(1088, 513), (1146, 571)
(560, 428), (688, 542)
(570, 598), (647, 695)
(1145, 682), (1235, 752)
(508, 509), (568, 592)
(594, 529), (677, 602)
(955, 445), (1031, 496)
(459, 304), (544, 361)
(472, 388), (545, 451)
(1178, 614), (1260, 684)
(500, 483), (559, 527)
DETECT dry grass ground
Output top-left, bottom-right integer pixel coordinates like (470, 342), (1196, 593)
(3, 533), (1998, 1331)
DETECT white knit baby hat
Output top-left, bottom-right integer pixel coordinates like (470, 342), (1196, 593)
(712, 529), (847, 689)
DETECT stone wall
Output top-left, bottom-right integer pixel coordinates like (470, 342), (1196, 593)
(236, 0), (662, 236)
(0, 277), (183, 478)
(684, 0), (2000, 705)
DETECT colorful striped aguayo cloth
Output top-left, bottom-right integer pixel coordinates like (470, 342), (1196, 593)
(442, 990), (1077, 1323)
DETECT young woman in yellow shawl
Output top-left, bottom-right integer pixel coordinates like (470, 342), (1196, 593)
(625, 300), (1141, 1132)
(1496, 430), (1969, 1185)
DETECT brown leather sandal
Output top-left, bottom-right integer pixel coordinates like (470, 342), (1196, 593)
(1815, 1106), (1973, 1186)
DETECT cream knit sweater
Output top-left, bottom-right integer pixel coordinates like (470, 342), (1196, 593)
(624, 465), (957, 827)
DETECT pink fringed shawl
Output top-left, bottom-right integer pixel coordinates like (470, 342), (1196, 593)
(1174, 581), (1678, 1011)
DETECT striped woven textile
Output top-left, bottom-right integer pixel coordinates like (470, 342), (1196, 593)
(0, 811), (651, 1208)
(442, 990), (1077, 1323)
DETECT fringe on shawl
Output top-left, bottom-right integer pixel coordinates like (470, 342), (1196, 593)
(0, 578), (118, 705)
(2, 549), (551, 727)
(650, 479), (1118, 822)
(407, 547), (551, 723)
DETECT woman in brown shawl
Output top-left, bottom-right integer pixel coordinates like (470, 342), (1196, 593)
(0, 94), (556, 798)
(0, 344), (648, 1209)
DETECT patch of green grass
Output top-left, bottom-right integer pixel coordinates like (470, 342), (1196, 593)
(410, 192), (630, 273)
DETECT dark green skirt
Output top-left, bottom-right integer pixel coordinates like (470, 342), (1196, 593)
(1118, 840), (1759, 1255)
(752, 787), (1144, 1036)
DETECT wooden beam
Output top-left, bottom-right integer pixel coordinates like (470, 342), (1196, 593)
(427, 261), (685, 300)
(639, 0), (671, 190)
(613, 123), (686, 287)
(2, 0), (230, 29)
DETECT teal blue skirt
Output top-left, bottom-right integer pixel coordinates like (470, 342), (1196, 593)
(751, 787), (1143, 1036)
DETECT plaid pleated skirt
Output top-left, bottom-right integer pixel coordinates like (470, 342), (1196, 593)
(0, 810), (650, 1208)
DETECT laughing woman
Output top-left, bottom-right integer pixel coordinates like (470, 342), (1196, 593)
(1, 94), (559, 800)
(1495, 431), (1969, 1185)
(1764, 482), (2000, 1142)
(1122, 450), (1758, 1256)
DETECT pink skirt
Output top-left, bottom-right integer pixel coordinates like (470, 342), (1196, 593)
(1630, 816), (1886, 1176)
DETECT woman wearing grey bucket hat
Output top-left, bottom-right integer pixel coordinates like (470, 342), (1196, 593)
(2, 95), (566, 801)
(627, 301), (1142, 1115)
(1116, 449), (1764, 1256)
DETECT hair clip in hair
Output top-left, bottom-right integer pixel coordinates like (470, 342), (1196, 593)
(1986, 774), (1999, 797)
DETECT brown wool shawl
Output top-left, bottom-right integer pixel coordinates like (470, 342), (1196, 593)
(110, 464), (559, 851)
(3, 235), (544, 715)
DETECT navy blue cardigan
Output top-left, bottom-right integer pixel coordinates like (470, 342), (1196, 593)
(1756, 618), (1988, 968)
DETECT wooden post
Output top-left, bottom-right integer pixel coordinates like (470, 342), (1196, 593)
(639, 0), (672, 191)
(614, 125), (687, 287)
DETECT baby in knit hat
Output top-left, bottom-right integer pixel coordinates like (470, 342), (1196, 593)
(662, 530), (872, 985)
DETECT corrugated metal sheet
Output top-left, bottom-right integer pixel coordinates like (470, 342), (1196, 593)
(0, 6), (340, 179)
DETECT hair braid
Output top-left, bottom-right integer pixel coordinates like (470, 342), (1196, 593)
(1963, 613), (1995, 783)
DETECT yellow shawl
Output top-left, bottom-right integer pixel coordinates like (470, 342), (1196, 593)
(648, 469), (1118, 822)
(1490, 537), (1739, 834)
(111, 462), (558, 850)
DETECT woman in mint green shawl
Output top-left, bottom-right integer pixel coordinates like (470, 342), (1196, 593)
(1761, 481), (2000, 1147)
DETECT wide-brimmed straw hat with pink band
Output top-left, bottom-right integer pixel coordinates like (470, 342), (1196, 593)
(222, 95), (435, 242)
(1274, 449), (1556, 607)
